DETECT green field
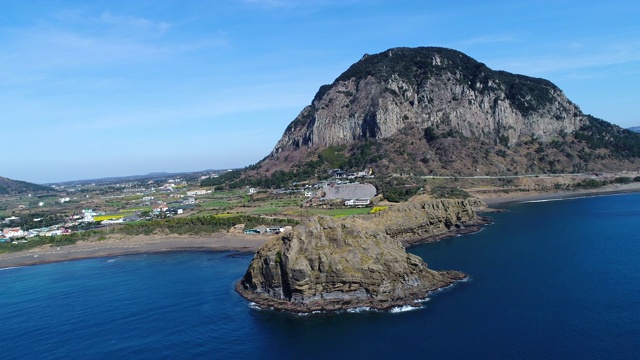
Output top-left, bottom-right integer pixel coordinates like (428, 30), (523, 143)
(312, 208), (373, 217)
(93, 214), (126, 221)
(199, 200), (232, 208)
(250, 207), (281, 215)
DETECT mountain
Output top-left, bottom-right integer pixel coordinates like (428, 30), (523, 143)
(252, 47), (640, 178)
(0, 176), (54, 195)
(628, 126), (640, 133)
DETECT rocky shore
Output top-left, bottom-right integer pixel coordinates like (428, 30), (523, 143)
(236, 196), (483, 312)
(236, 215), (467, 312)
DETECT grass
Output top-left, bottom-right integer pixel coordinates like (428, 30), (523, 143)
(370, 206), (388, 214)
(214, 213), (241, 218)
(269, 199), (302, 207)
(312, 208), (373, 217)
(94, 214), (126, 221)
(199, 200), (232, 208)
(250, 207), (281, 215)
(121, 207), (152, 212)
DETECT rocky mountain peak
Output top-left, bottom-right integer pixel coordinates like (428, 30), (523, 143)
(273, 46), (581, 156)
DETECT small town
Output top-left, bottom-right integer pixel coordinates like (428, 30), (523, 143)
(0, 168), (381, 245)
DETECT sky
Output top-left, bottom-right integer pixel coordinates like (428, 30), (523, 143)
(2, 0), (640, 184)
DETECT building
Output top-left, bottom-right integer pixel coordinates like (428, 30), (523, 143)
(2, 227), (25, 238)
(344, 198), (371, 207)
(154, 204), (169, 213)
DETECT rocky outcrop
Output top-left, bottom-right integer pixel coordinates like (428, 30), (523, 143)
(237, 196), (483, 312)
(272, 47), (585, 154)
(252, 46), (640, 177)
(374, 196), (487, 244)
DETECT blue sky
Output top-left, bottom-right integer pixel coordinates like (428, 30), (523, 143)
(2, 0), (639, 183)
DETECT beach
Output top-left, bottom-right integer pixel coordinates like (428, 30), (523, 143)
(0, 233), (271, 269)
(471, 181), (640, 206)
(3, 181), (640, 270)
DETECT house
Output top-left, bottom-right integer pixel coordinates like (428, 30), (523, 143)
(344, 198), (371, 207)
(153, 204), (168, 213)
(267, 226), (286, 234)
(102, 218), (124, 225)
(3, 227), (25, 238)
(244, 225), (268, 234)
(248, 188), (257, 195)
(187, 189), (209, 196)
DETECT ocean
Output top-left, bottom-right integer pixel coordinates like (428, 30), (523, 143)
(1, 193), (639, 359)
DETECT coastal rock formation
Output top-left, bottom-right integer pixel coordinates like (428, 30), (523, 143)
(237, 196), (482, 312)
(374, 196), (486, 244)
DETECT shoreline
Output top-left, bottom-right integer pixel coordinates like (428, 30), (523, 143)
(0, 233), (272, 270)
(3, 183), (640, 270)
(471, 182), (640, 206)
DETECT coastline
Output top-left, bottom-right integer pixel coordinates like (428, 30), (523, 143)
(3, 182), (640, 270)
(0, 233), (271, 270)
(471, 181), (640, 206)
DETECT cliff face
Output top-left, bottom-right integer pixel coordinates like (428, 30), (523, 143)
(253, 47), (640, 177)
(374, 196), (485, 243)
(273, 47), (584, 154)
(236, 196), (482, 312)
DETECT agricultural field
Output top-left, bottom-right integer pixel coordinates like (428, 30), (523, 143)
(93, 214), (126, 222)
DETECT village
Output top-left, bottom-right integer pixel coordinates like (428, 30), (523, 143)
(0, 168), (379, 244)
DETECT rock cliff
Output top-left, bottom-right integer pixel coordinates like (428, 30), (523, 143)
(374, 196), (486, 244)
(272, 47), (583, 152)
(236, 196), (482, 312)
(253, 46), (640, 177)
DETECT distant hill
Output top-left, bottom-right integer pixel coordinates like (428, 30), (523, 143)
(246, 46), (640, 180)
(628, 126), (640, 133)
(0, 176), (54, 195)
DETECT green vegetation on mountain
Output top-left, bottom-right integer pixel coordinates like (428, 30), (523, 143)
(574, 116), (640, 158)
(120, 215), (298, 236)
(204, 47), (640, 190)
(332, 47), (558, 116)
(0, 176), (54, 195)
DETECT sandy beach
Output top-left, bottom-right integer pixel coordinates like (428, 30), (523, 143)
(472, 181), (640, 206)
(0, 233), (272, 269)
(3, 181), (640, 270)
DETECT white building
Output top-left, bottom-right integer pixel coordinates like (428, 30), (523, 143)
(2, 227), (25, 238)
(344, 199), (371, 207)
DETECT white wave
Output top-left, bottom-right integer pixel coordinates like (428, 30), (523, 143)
(414, 297), (431, 303)
(346, 306), (372, 313)
(0, 266), (22, 271)
(106, 259), (116, 263)
(521, 198), (564, 203)
(389, 304), (421, 313)
(521, 194), (605, 204)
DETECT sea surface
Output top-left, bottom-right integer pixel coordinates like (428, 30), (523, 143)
(1, 193), (639, 359)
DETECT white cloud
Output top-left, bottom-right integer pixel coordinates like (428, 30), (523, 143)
(488, 41), (640, 76)
(453, 34), (519, 48)
(98, 11), (172, 32)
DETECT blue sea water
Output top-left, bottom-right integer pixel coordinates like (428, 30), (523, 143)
(1, 193), (640, 359)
